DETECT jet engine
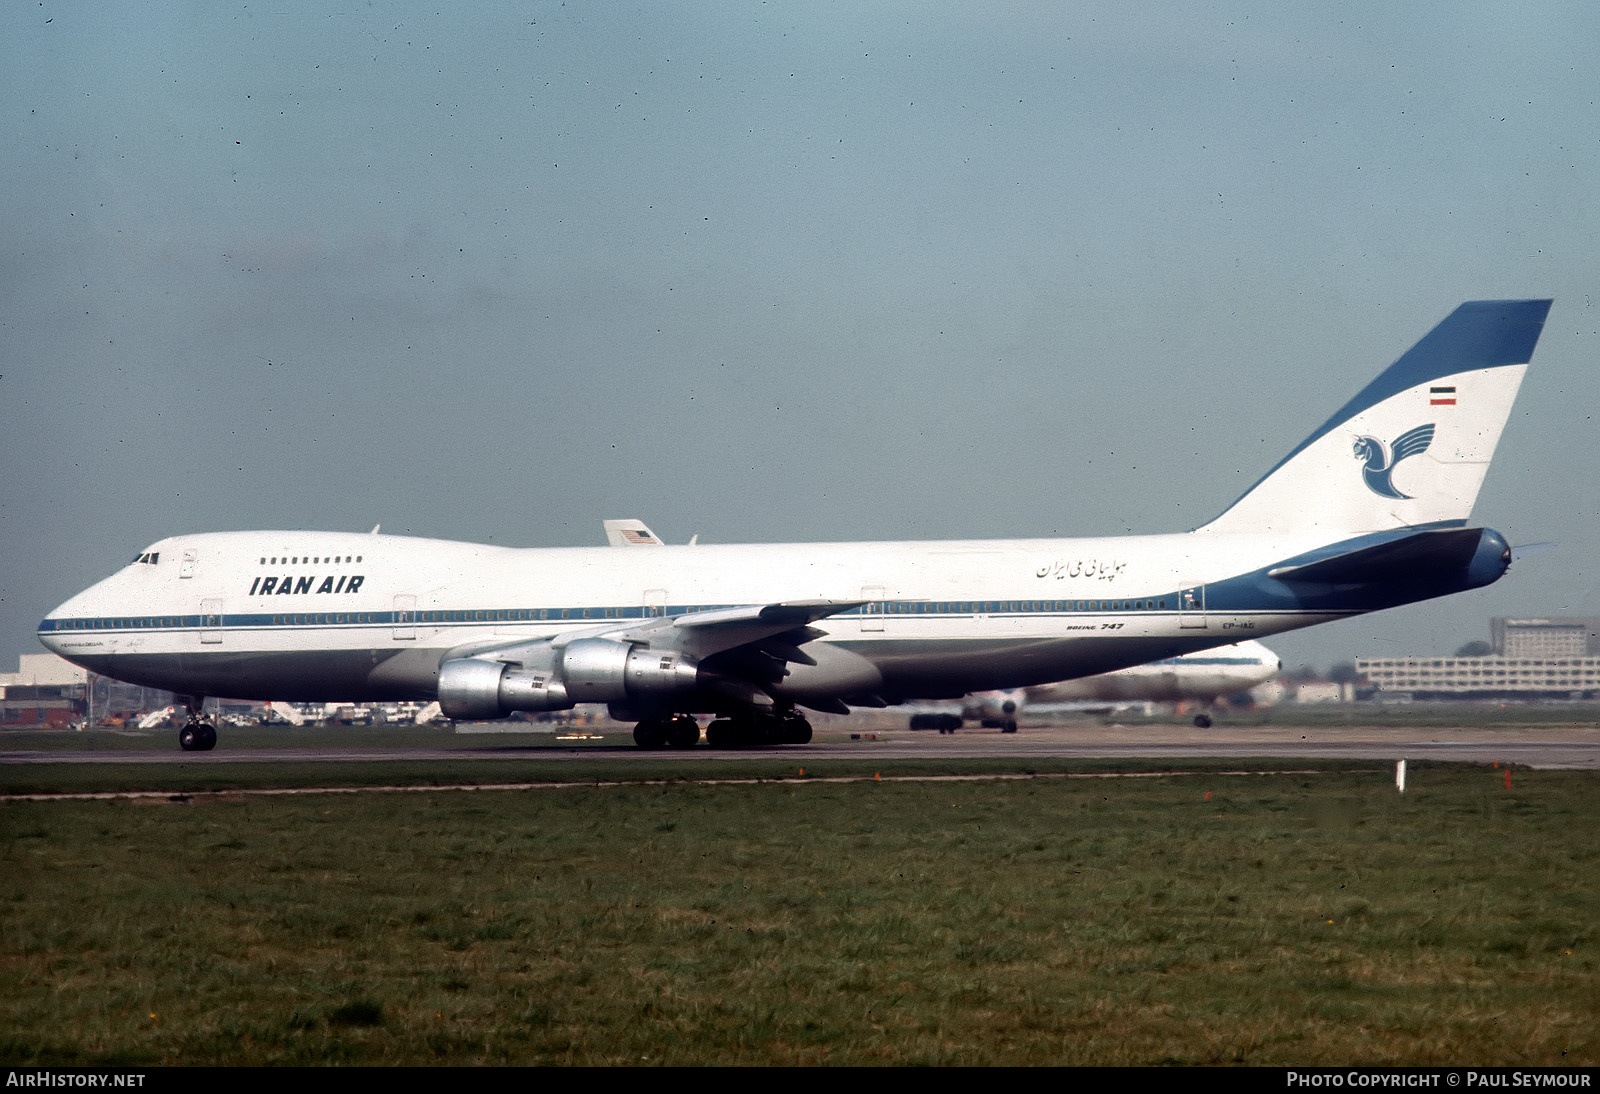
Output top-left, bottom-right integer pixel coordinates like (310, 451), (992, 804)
(436, 637), (700, 720)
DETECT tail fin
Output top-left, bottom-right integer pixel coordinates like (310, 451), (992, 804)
(1198, 300), (1551, 540)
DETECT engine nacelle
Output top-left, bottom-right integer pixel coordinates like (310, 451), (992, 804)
(436, 637), (700, 720)
(436, 657), (569, 720)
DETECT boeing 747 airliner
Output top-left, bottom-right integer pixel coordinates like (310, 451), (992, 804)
(38, 300), (1551, 750)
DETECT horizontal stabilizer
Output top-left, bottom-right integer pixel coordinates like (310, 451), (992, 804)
(602, 519), (664, 546)
(1268, 528), (1488, 585)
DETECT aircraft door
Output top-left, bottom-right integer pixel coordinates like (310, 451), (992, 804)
(1178, 583), (1207, 629)
(392, 594), (416, 640)
(860, 585), (885, 632)
(201, 598), (223, 644)
(643, 589), (668, 619)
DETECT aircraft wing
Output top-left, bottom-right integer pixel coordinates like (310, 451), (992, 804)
(437, 598), (867, 714)
(583, 599), (863, 661)
(446, 600), (863, 666)
(632, 600), (869, 705)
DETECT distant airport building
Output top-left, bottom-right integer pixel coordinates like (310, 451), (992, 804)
(0, 653), (88, 690)
(0, 653), (88, 727)
(1491, 617), (1600, 658)
(1358, 617), (1600, 700)
(0, 653), (172, 728)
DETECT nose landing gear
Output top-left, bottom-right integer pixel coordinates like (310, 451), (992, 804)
(178, 696), (218, 751)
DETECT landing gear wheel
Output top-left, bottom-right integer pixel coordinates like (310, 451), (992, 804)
(632, 719), (670, 750)
(666, 715), (701, 749)
(778, 710), (813, 744)
(179, 721), (218, 751)
(1001, 719), (1018, 734)
(705, 710), (809, 748)
(705, 718), (740, 749)
(177, 696), (215, 751)
(1193, 713), (1213, 729)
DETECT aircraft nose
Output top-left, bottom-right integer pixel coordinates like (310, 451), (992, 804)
(37, 607), (69, 654)
(37, 588), (92, 656)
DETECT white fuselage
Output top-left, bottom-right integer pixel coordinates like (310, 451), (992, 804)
(39, 526), (1340, 706)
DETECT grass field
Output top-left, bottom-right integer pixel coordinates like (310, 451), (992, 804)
(3, 761), (1597, 1066)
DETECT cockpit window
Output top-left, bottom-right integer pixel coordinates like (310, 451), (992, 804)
(132, 552), (160, 565)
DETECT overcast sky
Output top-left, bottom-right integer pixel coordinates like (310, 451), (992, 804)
(3, 1), (1596, 675)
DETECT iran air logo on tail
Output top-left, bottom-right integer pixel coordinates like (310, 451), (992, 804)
(1352, 424), (1435, 499)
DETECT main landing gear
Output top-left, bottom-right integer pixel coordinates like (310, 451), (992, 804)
(632, 713), (703, 750)
(705, 708), (812, 748)
(178, 696), (218, 752)
(631, 708), (814, 749)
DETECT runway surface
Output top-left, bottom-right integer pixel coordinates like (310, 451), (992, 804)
(5, 722), (1598, 769)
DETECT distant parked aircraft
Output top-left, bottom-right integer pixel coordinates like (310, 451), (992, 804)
(909, 639), (1281, 731)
